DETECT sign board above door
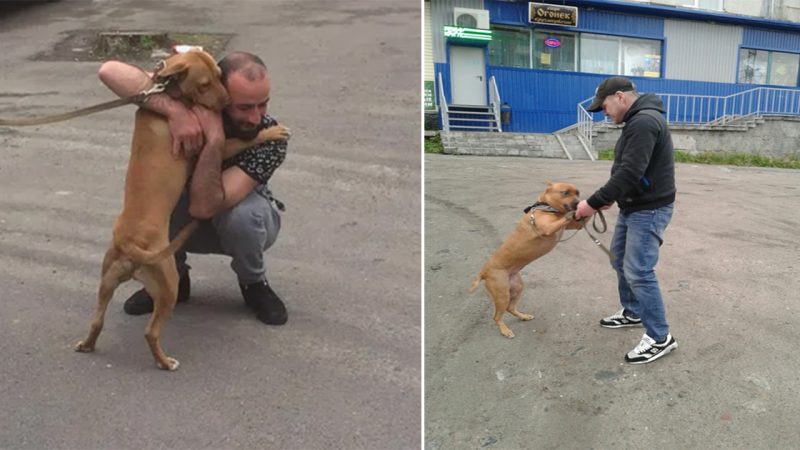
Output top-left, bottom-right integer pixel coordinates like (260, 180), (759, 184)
(529, 3), (578, 27)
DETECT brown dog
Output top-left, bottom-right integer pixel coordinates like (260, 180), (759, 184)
(470, 181), (582, 338)
(74, 50), (288, 370)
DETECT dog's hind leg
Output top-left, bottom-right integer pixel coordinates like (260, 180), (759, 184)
(507, 272), (534, 321)
(138, 256), (180, 371)
(75, 246), (133, 353)
(484, 270), (515, 338)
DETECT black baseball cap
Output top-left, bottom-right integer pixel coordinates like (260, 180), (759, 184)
(586, 77), (636, 112)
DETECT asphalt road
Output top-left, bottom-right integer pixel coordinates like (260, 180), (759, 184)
(425, 154), (800, 449)
(0, 1), (420, 448)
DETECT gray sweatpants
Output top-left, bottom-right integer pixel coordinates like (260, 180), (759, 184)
(169, 189), (281, 284)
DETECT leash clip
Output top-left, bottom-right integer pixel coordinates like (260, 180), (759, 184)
(138, 80), (170, 102)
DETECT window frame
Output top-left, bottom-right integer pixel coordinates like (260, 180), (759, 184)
(484, 25), (663, 79)
(738, 47), (800, 87)
(578, 33), (662, 78)
(488, 25), (533, 69)
(532, 29), (578, 72)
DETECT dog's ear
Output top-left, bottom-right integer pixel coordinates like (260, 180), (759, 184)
(154, 59), (189, 82)
(544, 180), (553, 191)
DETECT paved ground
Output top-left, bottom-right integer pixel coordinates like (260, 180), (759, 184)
(0, 1), (419, 448)
(425, 154), (800, 449)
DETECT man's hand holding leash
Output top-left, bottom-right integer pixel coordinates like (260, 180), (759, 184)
(575, 199), (611, 221)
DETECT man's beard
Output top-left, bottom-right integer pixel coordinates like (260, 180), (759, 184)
(222, 112), (262, 140)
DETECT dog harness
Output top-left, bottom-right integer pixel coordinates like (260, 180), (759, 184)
(523, 202), (561, 214)
(523, 202), (614, 263)
(523, 201), (563, 235)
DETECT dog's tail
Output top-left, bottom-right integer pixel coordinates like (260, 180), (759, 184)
(469, 271), (485, 293)
(119, 220), (200, 265)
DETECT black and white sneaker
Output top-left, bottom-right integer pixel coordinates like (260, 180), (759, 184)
(600, 308), (643, 328)
(625, 333), (678, 364)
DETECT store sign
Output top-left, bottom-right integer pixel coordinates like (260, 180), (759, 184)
(424, 80), (436, 110)
(529, 3), (578, 27)
(443, 26), (492, 42)
(544, 37), (561, 48)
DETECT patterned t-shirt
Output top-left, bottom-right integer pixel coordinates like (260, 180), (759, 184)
(222, 114), (287, 210)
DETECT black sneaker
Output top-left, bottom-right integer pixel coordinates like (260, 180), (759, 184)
(240, 280), (288, 325)
(123, 272), (191, 315)
(625, 333), (678, 364)
(600, 308), (643, 328)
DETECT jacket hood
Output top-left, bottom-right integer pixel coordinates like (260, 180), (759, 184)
(623, 93), (666, 122)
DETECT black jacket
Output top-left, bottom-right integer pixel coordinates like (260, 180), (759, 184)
(587, 93), (676, 213)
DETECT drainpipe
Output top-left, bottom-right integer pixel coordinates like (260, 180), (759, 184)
(764, 0), (775, 18)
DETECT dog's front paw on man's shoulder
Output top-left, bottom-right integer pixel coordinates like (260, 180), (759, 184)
(261, 125), (291, 142)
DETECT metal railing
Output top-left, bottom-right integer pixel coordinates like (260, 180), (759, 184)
(438, 72), (449, 133)
(576, 102), (593, 149)
(658, 88), (800, 124)
(577, 86), (800, 144)
(489, 76), (502, 132)
(719, 87), (800, 121)
(660, 93), (731, 124)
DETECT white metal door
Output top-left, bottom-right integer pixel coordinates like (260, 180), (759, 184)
(450, 46), (487, 105)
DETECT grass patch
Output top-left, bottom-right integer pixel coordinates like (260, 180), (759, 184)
(597, 148), (614, 160)
(598, 149), (800, 169)
(425, 134), (444, 154)
(138, 35), (158, 50)
(673, 151), (800, 169)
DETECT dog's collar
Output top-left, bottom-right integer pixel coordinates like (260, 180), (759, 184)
(523, 202), (561, 214)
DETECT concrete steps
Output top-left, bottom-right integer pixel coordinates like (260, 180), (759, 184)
(441, 130), (594, 159)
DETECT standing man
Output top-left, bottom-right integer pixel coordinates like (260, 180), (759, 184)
(575, 76), (677, 364)
(98, 51), (290, 325)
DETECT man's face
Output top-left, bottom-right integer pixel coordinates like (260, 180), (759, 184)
(223, 71), (270, 137)
(601, 91), (629, 125)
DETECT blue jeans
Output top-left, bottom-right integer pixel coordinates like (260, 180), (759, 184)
(610, 204), (674, 342)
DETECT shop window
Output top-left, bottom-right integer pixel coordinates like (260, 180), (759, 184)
(485, 27), (662, 77)
(579, 33), (661, 77)
(533, 31), (576, 72)
(739, 49), (768, 84)
(739, 48), (799, 87)
(768, 51), (799, 87)
(488, 27), (531, 68)
(580, 34), (619, 75)
(622, 39), (661, 78)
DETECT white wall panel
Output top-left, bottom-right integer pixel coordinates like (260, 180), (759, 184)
(665, 19), (742, 83)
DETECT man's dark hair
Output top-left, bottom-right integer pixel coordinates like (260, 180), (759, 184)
(217, 52), (268, 86)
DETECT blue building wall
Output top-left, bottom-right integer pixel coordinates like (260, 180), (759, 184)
(742, 27), (800, 52)
(484, 0), (664, 38)
(436, 62), (748, 132)
(435, 2), (800, 133)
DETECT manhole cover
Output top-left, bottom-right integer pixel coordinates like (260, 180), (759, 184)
(33, 30), (233, 62)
